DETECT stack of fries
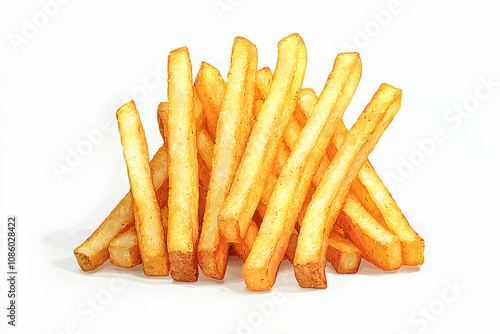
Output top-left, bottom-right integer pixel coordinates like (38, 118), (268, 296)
(74, 34), (425, 290)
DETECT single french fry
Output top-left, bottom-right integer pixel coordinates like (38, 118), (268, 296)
(195, 62), (226, 139)
(116, 101), (169, 276)
(231, 220), (259, 261)
(326, 230), (362, 274)
(338, 193), (402, 270)
(294, 84), (402, 288)
(73, 143), (169, 271)
(165, 47), (199, 281)
(198, 37), (257, 279)
(109, 226), (142, 268)
(243, 53), (361, 291)
(220, 34), (308, 243)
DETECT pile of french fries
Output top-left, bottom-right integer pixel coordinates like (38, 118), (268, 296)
(74, 33), (424, 290)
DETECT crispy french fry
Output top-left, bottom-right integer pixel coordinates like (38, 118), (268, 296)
(243, 53), (361, 291)
(109, 226), (142, 268)
(220, 34), (308, 243)
(338, 193), (402, 270)
(195, 62), (226, 139)
(326, 230), (362, 274)
(73, 143), (169, 271)
(116, 101), (169, 276)
(294, 84), (402, 288)
(198, 37), (257, 279)
(165, 47), (199, 281)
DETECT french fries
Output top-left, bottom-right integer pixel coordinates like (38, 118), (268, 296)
(75, 34), (425, 289)
(198, 37), (257, 279)
(333, 123), (424, 265)
(109, 226), (142, 268)
(300, 88), (424, 266)
(294, 84), (402, 288)
(219, 33), (308, 243)
(243, 53), (361, 291)
(116, 101), (169, 276)
(166, 47), (199, 281)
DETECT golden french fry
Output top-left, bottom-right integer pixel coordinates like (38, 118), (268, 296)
(294, 84), (402, 288)
(195, 62), (226, 139)
(338, 193), (402, 270)
(109, 226), (142, 268)
(326, 230), (362, 274)
(220, 34), (308, 243)
(116, 101), (169, 276)
(243, 53), (361, 291)
(198, 37), (257, 279)
(73, 143), (169, 271)
(165, 47), (199, 281)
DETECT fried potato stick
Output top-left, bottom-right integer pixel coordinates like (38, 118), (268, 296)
(166, 47), (199, 281)
(198, 37), (257, 279)
(294, 84), (402, 288)
(243, 53), (361, 291)
(220, 34), (308, 243)
(116, 101), (169, 276)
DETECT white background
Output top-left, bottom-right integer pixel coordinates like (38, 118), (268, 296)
(1, 0), (499, 333)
